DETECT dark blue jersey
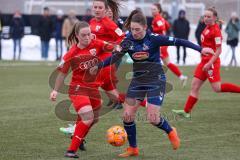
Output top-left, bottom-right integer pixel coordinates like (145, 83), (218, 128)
(125, 31), (201, 62)
(125, 31), (162, 63)
(99, 31), (202, 82)
(98, 31), (202, 105)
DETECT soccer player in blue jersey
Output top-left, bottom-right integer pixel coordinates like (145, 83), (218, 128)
(91, 10), (214, 158)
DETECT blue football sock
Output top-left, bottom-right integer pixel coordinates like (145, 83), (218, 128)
(123, 121), (137, 148)
(155, 117), (173, 134)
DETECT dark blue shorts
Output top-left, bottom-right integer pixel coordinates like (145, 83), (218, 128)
(126, 74), (166, 106)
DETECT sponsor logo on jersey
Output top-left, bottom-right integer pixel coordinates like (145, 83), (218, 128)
(143, 43), (149, 51)
(168, 36), (174, 41)
(207, 69), (214, 79)
(157, 20), (164, 27)
(215, 37), (221, 45)
(132, 52), (149, 60)
(95, 25), (101, 32)
(128, 45), (134, 50)
(151, 33), (159, 36)
(89, 48), (97, 56)
(115, 28), (123, 36)
(79, 58), (99, 70)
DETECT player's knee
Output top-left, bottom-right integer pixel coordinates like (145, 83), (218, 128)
(147, 113), (159, 125)
(82, 118), (94, 126)
(191, 83), (200, 93)
(212, 86), (221, 92)
(122, 112), (135, 123)
(80, 113), (94, 126)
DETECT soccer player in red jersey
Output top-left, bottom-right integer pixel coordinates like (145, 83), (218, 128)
(172, 7), (240, 118)
(58, 0), (146, 144)
(151, 3), (188, 87)
(50, 21), (112, 158)
(90, 0), (126, 108)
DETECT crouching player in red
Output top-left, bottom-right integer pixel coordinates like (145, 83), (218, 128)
(50, 21), (112, 158)
(172, 7), (240, 118)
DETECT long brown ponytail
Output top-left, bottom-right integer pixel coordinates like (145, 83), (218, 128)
(124, 9), (147, 30)
(67, 21), (89, 46)
(94, 0), (122, 21)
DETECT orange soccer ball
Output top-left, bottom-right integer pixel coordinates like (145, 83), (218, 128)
(106, 125), (128, 147)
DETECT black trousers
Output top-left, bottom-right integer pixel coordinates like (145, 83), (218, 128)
(176, 46), (187, 64)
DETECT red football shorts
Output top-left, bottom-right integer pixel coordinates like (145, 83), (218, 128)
(99, 65), (118, 91)
(194, 59), (221, 83)
(69, 85), (101, 112)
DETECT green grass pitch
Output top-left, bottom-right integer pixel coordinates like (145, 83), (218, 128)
(0, 61), (240, 160)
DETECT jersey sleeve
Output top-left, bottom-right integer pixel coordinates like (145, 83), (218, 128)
(151, 34), (202, 52)
(95, 39), (115, 53)
(213, 27), (222, 47)
(151, 34), (176, 46)
(57, 50), (73, 74)
(98, 51), (125, 69)
(103, 17), (125, 44)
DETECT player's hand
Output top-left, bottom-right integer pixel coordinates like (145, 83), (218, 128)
(201, 47), (215, 56)
(114, 45), (122, 52)
(202, 62), (212, 72)
(89, 66), (99, 75)
(50, 90), (58, 101)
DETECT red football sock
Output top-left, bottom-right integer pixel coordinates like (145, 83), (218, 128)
(221, 83), (240, 93)
(167, 63), (182, 77)
(184, 95), (198, 113)
(68, 121), (90, 152)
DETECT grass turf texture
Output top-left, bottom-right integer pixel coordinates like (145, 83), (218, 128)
(0, 61), (240, 160)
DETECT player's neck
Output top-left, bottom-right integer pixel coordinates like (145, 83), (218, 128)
(207, 22), (215, 27)
(95, 16), (105, 21)
(155, 13), (160, 17)
(77, 43), (88, 49)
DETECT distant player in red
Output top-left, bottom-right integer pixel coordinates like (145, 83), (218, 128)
(89, 0), (126, 108)
(50, 21), (112, 158)
(172, 7), (240, 118)
(151, 3), (188, 87)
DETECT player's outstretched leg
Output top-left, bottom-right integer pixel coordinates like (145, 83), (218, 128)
(172, 77), (203, 117)
(118, 101), (139, 158)
(162, 55), (188, 88)
(118, 121), (139, 158)
(147, 103), (180, 150)
(154, 117), (180, 150)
